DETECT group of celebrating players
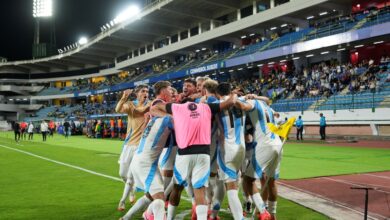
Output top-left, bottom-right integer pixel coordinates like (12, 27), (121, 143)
(115, 77), (284, 220)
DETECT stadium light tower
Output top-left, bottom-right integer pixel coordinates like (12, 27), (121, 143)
(33, 0), (53, 44)
(32, 0), (56, 58)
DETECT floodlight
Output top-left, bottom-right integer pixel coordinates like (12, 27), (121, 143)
(114, 5), (141, 24)
(33, 0), (53, 18)
(78, 37), (88, 45)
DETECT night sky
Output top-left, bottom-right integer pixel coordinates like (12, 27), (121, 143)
(0, 0), (143, 61)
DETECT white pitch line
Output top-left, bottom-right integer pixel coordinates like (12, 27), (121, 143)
(322, 177), (390, 194)
(0, 144), (122, 182)
(0, 144), (229, 218)
(362, 173), (390, 180)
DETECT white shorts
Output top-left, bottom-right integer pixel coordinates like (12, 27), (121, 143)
(173, 154), (210, 189)
(159, 146), (177, 171)
(131, 155), (164, 195)
(118, 145), (137, 181)
(217, 143), (245, 182)
(246, 142), (283, 180)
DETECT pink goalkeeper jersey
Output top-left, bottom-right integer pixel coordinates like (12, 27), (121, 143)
(171, 102), (213, 149)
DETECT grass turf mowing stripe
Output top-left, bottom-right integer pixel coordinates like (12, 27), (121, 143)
(0, 143), (204, 219)
(0, 144), (122, 182)
(0, 135), (329, 219)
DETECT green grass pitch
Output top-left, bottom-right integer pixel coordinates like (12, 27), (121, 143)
(0, 132), (389, 219)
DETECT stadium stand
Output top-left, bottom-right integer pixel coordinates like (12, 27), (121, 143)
(0, 0), (389, 140)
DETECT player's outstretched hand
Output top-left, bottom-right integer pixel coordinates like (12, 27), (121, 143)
(121, 89), (132, 100)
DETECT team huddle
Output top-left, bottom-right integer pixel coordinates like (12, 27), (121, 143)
(115, 77), (284, 220)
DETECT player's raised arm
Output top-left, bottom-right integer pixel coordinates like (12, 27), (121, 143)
(150, 103), (170, 117)
(234, 98), (253, 111)
(246, 94), (270, 105)
(115, 89), (132, 113)
(219, 93), (238, 110)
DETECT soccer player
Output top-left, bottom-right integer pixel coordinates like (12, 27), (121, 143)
(200, 79), (226, 220)
(20, 121), (27, 140)
(178, 78), (197, 103)
(149, 93), (238, 220)
(158, 87), (179, 203)
(121, 81), (174, 220)
(110, 118), (116, 138)
(115, 85), (150, 211)
(49, 120), (55, 137)
(214, 83), (247, 220)
(238, 94), (280, 220)
(171, 87), (179, 103)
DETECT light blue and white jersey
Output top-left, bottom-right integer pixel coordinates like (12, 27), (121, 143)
(136, 115), (173, 164)
(218, 96), (246, 147)
(246, 99), (282, 146)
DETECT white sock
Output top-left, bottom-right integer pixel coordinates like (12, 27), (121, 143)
(163, 176), (172, 189)
(227, 189), (244, 220)
(122, 196), (151, 220)
(151, 199), (166, 220)
(167, 204), (177, 220)
(269, 201), (277, 214)
(251, 193), (266, 213)
(195, 205), (208, 220)
(120, 183), (132, 202)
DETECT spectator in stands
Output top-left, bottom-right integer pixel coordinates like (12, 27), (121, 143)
(319, 113), (326, 140)
(28, 122), (34, 140)
(13, 121), (21, 143)
(295, 116), (304, 141)
(40, 120), (48, 142)
(63, 120), (70, 139)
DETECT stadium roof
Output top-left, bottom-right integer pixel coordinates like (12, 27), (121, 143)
(0, 0), (353, 77)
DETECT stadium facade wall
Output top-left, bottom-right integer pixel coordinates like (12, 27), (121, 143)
(281, 108), (390, 125)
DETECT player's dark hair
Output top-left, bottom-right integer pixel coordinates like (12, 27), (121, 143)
(134, 84), (148, 93)
(216, 82), (231, 96)
(184, 78), (196, 87)
(153, 81), (171, 95)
